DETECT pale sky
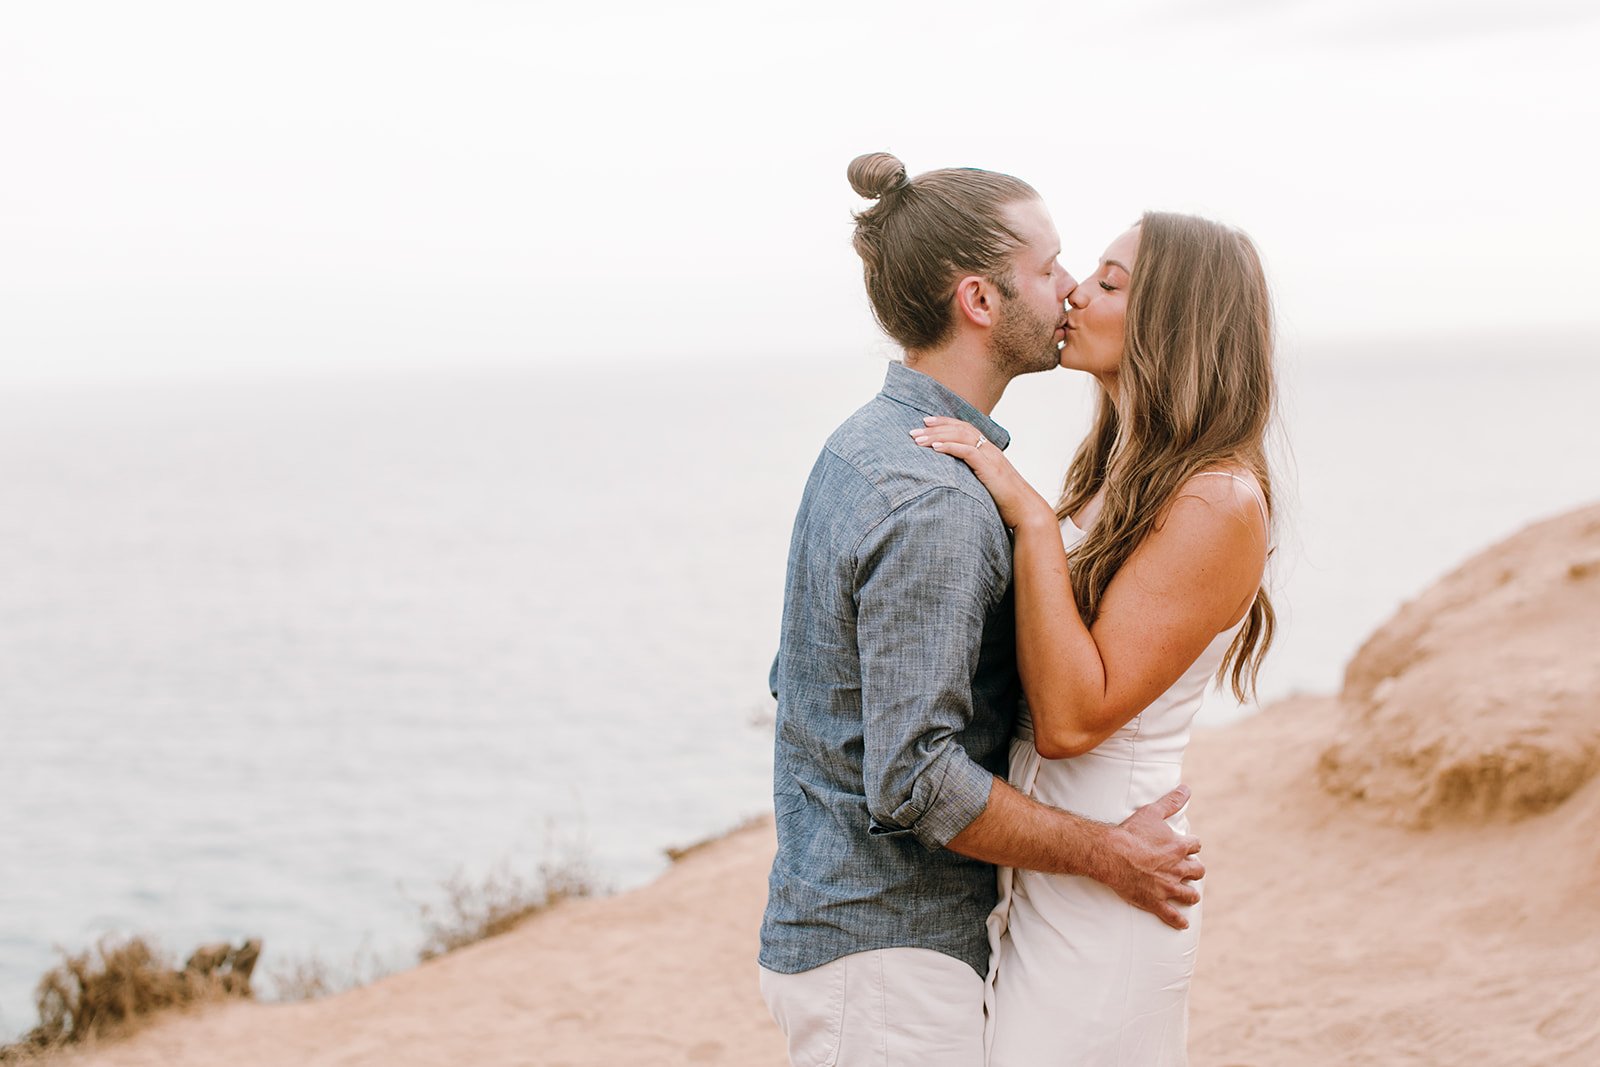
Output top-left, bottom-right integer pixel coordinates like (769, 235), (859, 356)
(2, 0), (1597, 383)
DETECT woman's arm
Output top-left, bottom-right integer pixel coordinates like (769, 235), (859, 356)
(913, 417), (1268, 759)
(1013, 480), (1266, 757)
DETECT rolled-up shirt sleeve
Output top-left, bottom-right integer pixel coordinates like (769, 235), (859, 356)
(855, 487), (1009, 851)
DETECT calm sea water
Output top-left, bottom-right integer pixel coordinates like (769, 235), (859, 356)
(1, 338), (1596, 1036)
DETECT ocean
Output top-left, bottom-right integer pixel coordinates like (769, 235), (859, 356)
(1, 336), (1596, 1037)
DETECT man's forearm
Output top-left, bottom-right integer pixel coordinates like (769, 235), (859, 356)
(946, 776), (1119, 883)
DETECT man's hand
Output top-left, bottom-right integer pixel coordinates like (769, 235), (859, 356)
(1100, 785), (1204, 930)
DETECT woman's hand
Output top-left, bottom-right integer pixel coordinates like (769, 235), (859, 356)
(911, 416), (1053, 530)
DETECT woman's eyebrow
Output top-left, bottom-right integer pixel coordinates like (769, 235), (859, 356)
(1104, 258), (1130, 273)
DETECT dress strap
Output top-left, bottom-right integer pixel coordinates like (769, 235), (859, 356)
(1191, 471), (1270, 528)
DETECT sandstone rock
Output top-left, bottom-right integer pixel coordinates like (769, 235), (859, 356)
(1319, 503), (1600, 826)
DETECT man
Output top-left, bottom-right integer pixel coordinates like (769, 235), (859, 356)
(759, 153), (1204, 1065)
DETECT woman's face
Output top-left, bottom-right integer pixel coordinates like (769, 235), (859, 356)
(1060, 225), (1140, 380)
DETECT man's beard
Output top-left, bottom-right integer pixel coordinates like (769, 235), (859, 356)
(989, 296), (1061, 377)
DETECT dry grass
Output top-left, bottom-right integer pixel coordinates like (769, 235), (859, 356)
(0, 936), (259, 1060)
(1, 834), (606, 1057)
(415, 847), (600, 962)
(663, 813), (768, 864)
(263, 954), (336, 1002)
(263, 942), (393, 1003)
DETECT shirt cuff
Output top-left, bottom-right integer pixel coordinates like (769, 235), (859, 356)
(868, 749), (994, 851)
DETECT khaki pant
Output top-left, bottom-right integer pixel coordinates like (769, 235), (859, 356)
(759, 948), (984, 1067)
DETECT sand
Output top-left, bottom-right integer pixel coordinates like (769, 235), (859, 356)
(35, 503), (1600, 1066)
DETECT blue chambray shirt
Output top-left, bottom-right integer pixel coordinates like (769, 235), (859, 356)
(759, 361), (1021, 979)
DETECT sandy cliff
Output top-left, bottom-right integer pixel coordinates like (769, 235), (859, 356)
(42, 503), (1600, 1066)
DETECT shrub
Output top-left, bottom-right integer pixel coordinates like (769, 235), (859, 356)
(0, 936), (259, 1058)
(263, 943), (392, 1003)
(416, 850), (598, 961)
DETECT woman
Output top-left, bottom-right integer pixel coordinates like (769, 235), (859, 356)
(912, 212), (1277, 1066)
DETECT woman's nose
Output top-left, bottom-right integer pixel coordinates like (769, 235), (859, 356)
(1066, 285), (1087, 310)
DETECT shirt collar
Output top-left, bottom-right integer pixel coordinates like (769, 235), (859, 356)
(879, 361), (1012, 451)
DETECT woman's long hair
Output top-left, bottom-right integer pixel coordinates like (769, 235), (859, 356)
(1056, 212), (1278, 700)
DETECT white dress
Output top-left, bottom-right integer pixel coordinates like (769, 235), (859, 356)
(983, 477), (1262, 1067)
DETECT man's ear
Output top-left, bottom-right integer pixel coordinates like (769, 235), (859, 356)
(953, 275), (995, 329)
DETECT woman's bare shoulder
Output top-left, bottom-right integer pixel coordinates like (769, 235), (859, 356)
(1173, 466), (1269, 533)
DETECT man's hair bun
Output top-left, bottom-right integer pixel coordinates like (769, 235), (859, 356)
(848, 152), (909, 199)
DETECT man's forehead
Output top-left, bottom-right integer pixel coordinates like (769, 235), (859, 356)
(1004, 198), (1061, 254)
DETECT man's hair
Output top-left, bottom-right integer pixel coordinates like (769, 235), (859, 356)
(847, 152), (1039, 352)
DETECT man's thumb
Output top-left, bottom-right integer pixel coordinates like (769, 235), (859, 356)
(1148, 784), (1191, 820)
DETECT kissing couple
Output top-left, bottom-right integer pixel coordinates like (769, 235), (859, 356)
(759, 152), (1277, 1066)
